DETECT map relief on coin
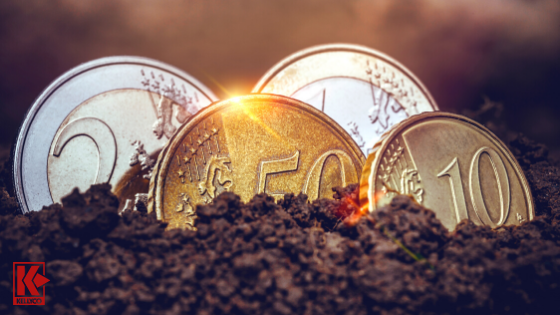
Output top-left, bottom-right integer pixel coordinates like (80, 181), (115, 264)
(255, 44), (438, 157)
(292, 60), (416, 153)
(128, 140), (155, 180)
(166, 116), (232, 229)
(376, 138), (424, 204)
(140, 69), (204, 139)
(150, 95), (365, 230)
(364, 60), (417, 136)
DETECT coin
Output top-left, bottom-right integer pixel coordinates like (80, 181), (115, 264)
(148, 94), (365, 230)
(359, 112), (534, 230)
(13, 56), (218, 213)
(252, 44), (438, 155)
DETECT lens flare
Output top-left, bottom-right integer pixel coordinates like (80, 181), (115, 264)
(202, 72), (238, 98)
(342, 190), (386, 227)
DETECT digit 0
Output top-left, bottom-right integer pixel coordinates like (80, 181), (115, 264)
(257, 149), (358, 200)
(469, 147), (511, 227)
(302, 150), (358, 199)
(438, 147), (511, 228)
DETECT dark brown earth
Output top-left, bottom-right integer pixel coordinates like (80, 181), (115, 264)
(1, 109), (560, 314)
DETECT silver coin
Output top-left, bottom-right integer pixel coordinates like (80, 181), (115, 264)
(252, 44), (439, 156)
(13, 56), (218, 213)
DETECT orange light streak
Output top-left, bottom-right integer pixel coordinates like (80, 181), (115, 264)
(202, 72), (236, 97)
(343, 190), (386, 227)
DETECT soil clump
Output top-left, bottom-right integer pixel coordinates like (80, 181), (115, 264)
(1, 107), (560, 314)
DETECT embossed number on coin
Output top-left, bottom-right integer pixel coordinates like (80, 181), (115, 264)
(360, 112), (534, 231)
(149, 94), (365, 230)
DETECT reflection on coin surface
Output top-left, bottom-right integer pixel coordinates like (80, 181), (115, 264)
(13, 56), (218, 213)
(359, 112), (534, 231)
(148, 94), (365, 230)
(252, 44), (438, 155)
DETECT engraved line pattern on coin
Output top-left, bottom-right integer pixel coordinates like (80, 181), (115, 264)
(52, 117), (117, 185)
(156, 113), (232, 226)
(174, 119), (232, 207)
(141, 69), (202, 132)
(365, 59), (417, 126)
(376, 138), (424, 204)
(366, 60), (407, 136)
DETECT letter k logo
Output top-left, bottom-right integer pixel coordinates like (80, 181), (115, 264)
(17, 265), (50, 296)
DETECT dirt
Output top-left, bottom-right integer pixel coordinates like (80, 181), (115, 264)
(1, 109), (560, 314)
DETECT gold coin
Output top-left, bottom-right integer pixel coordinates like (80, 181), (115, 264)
(149, 94), (365, 229)
(359, 112), (534, 231)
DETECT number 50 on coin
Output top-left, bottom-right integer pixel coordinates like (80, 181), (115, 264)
(149, 94), (365, 230)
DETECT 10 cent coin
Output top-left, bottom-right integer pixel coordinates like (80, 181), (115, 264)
(360, 112), (534, 231)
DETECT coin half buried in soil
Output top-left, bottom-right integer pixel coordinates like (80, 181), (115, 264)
(148, 94), (365, 230)
(252, 43), (438, 156)
(12, 56), (218, 213)
(359, 112), (535, 231)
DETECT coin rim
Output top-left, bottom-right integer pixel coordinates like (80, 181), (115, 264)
(13, 56), (218, 213)
(251, 43), (439, 112)
(148, 93), (367, 222)
(361, 111), (535, 224)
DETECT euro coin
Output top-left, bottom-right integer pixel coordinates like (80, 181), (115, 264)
(252, 44), (438, 155)
(360, 112), (534, 231)
(13, 56), (218, 213)
(148, 94), (365, 230)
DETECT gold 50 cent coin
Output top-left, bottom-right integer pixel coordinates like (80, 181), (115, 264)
(360, 112), (534, 231)
(149, 94), (365, 230)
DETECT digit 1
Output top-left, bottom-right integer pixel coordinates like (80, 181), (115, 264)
(321, 88), (325, 112)
(302, 88), (326, 112)
(437, 157), (469, 223)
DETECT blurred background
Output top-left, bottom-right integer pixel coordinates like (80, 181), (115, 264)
(1, 0), (559, 158)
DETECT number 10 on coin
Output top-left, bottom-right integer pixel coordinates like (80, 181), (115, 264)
(361, 112), (534, 231)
